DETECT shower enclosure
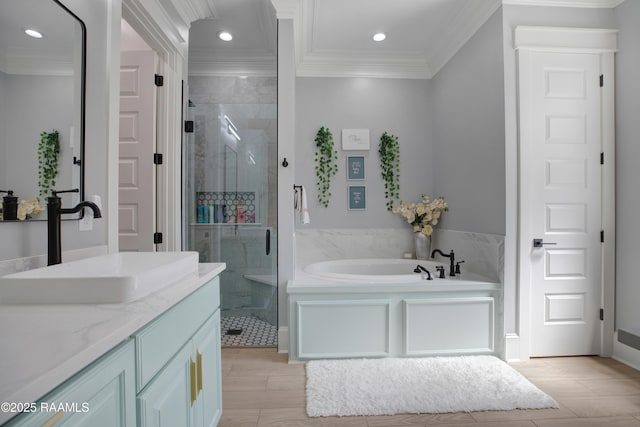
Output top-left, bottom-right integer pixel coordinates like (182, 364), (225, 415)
(183, 76), (277, 346)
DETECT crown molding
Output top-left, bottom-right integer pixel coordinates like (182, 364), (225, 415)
(503, 0), (624, 8)
(188, 60), (276, 76)
(189, 47), (276, 76)
(270, 0), (300, 19)
(296, 51), (432, 79)
(0, 48), (73, 76)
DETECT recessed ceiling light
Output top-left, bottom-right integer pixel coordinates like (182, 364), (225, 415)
(218, 31), (233, 42)
(372, 32), (386, 42)
(25, 29), (43, 39)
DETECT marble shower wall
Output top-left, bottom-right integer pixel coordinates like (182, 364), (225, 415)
(295, 228), (504, 283)
(187, 76), (277, 324)
(188, 76), (277, 228)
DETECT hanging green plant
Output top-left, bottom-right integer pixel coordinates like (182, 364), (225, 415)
(38, 130), (60, 198)
(378, 131), (400, 211)
(314, 126), (338, 207)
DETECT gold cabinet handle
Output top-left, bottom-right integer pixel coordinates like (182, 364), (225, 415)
(190, 357), (197, 406)
(41, 410), (64, 427)
(197, 350), (203, 396)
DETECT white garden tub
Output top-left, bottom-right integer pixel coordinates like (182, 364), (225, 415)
(302, 258), (489, 283)
(288, 258), (502, 361)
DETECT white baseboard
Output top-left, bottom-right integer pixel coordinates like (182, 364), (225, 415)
(278, 326), (288, 353)
(613, 331), (640, 371)
(505, 333), (522, 362)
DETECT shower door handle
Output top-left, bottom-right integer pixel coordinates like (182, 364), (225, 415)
(265, 229), (271, 255)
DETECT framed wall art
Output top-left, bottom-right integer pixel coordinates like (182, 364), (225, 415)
(347, 156), (365, 180)
(342, 129), (370, 151)
(348, 185), (366, 210)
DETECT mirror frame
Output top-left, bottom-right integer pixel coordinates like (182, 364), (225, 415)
(0, 0), (87, 222)
(52, 0), (87, 212)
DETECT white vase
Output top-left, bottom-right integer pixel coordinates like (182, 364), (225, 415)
(414, 233), (432, 260)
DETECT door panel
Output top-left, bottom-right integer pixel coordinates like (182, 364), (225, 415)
(521, 52), (602, 357)
(119, 50), (156, 251)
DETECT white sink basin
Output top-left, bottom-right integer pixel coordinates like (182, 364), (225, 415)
(0, 252), (199, 304)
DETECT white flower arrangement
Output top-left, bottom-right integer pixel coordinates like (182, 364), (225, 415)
(392, 195), (448, 236)
(17, 198), (45, 220)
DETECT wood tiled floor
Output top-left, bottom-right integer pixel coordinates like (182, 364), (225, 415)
(220, 348), (640, 426)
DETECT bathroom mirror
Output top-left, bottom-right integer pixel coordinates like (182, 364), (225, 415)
(0, 0), (86, 221)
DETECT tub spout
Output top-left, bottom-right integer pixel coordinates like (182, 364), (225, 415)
(431, 249), (455, 276)
(413, 265), (433, 280)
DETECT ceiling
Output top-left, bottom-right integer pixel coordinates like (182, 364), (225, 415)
(294, 0), (501, 79)
(188, 0), (277, 76)
(0, 0), (78, 75)
(189, 0), (625, 79)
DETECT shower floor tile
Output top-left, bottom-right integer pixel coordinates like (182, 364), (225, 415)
(221, 315), (277, 347)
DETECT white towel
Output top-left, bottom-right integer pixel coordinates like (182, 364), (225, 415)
(294, 187), (301, 211)
(299, 186), (310, 224)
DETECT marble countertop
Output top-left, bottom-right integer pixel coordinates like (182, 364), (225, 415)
(0, 262), (225, 425)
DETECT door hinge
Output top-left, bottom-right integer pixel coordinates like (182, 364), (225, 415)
(600, 308), (604, 321)
(600, 152), (604, 165)
(184, 120), (194, 133)
(154, 74), (164, 87)
(601, 230), (604, 243)
(154, 232), (163, 244)
(599, 74), (604, 87)
(153, 153), (163, 165)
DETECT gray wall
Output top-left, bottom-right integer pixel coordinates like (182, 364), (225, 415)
(0, 0), (112, 260)
(2, 75), (74, 200)
(294, 11), (506, 234)
(430, 8), (505, 236)
(295, 77), (432, 229)
(614, 0), (640, 332)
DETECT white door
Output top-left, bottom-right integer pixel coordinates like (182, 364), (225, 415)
(520, 51), (603, 356)
(119, 50), (156, 251)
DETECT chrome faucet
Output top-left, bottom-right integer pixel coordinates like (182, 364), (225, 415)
(431, 249), (455, 276)
(47, 189), (102, 265)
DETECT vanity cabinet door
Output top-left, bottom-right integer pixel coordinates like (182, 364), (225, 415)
(137, 310), (222, 427)
(4, 340), (136, 427)
(137, 343), (193, 427)
(191, 310), (222, 427)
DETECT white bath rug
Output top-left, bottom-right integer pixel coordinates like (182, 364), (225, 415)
(306, 355), (558, 417)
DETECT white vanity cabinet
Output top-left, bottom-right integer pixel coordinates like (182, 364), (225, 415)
(4, 340), (136, 427)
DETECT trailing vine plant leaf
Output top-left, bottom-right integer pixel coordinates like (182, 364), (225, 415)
(38, 130), (60, 199)
(314, 126), (338, 207)
(378, 131), (400, 211)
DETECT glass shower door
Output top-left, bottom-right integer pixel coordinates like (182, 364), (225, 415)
(183, 95), (277, 347)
